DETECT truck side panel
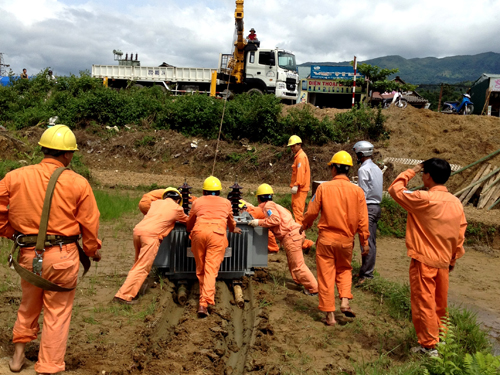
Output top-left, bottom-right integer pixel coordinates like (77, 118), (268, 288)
(92, 65), (215, 83)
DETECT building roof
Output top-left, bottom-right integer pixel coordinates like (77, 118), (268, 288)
(473, 73), (500, 86)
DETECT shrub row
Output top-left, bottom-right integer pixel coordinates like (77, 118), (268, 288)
(0, 70), (389, 146)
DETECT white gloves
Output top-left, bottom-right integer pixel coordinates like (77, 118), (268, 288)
(291, 186), (299, 194)
(248, 219), (259, 227)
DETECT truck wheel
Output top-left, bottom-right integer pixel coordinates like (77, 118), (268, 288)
(247, 88), (263, 96)
(133, 84), (144, 89)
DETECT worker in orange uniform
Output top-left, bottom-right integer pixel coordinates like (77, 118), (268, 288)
(114, 188), (188, 304)
(248, 184), (318, 295)
(139, 187), (196, 215)
(287, 135), (314, 250)
(239, 199), (279, 253)
(389, 158), (466, 357)
(186, 176), (242, 317)
(0, 125), (102, 374)
(300, 151), (369, 326)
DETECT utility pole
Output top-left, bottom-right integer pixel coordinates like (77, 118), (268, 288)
(0, 53), (10, 76)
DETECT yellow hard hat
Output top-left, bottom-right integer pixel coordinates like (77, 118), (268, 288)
(287, 135), (302, 147)
(162, 187), (183, 206)
(38, 125), (78, 151)
(238, 199), (247, 209)
(203, 176), (222, 191)
(256, 183), (274, 196)
(328, 151), (353, 167)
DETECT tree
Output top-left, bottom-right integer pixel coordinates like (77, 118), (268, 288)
(354, 62), (417, 95)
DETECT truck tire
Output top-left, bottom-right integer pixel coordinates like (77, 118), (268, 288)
(247, 88), (263, 96)
(133, 84), (144, 89)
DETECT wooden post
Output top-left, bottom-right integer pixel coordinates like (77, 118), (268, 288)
(437, 84), (443, 112)
(481, 89), (491, 115)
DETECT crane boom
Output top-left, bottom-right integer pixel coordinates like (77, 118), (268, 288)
(233, 0), (246, 84)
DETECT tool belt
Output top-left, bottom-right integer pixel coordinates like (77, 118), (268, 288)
(16, 234), (80, 248)
(8, 167), (92, 292)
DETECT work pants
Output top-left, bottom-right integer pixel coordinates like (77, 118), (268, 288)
(281, 229), (318, 293)
(291, 190), (308, 225)
(191, 226), (228, 307)
(115, 233), (160, 302)
(268, 232), (279, 253)
(359, 204), (381, 279)
(291, 190), (314, 249)
(409, 259), (449, 349)
(315, 235), (354, 312)
(13, 243), (79, 374)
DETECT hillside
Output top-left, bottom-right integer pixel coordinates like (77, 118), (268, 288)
(300, 52), (500, 84)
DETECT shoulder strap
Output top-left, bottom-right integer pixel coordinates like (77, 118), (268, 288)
(36, 167), (68, 252)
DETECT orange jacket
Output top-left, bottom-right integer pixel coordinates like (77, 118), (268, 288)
(257, 201), (301, 241)
(246, 204), (265, 219)
(290, 149), (310, 191)
(186, 195), (237, 233)
(0, 159), (101, 257)
(388, 169), (467, 268)
(135, 198), (188, 239)
(139, 189), (197, 215)
(302, 175), (369, 246)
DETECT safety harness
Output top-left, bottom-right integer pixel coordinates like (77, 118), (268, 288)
(8, 167), (91, 292)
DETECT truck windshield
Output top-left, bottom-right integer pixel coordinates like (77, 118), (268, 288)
(278, 52), (297, 72)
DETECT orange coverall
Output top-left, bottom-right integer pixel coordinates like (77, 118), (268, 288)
(290, 149), (314, 249)
(257, 201), (318, 293)
(0, 158), (101, 374)
(186, 196), (237, 307)
(302, 175), (369, 312)
(389, 169), (467, 348)
(245, 203), (279, 253)
(139, 189), (196, 215)
(115, 198), (188, 301)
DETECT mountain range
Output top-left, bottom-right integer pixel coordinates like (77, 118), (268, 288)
(300, 52), (500, 84)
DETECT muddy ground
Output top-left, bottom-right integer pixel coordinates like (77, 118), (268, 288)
(0, 105), (500, 373)
(0, 209), (419, 375)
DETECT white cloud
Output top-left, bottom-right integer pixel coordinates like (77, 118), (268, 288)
(1, 0), (499, 76)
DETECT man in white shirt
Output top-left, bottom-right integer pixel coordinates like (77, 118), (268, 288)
(353, 141), (383, 286)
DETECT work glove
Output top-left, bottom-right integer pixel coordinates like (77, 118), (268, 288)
(291, 186), (299, 195)
(248, 219), (259, 227)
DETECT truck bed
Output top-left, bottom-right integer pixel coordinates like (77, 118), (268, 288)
(92, 65), (215, 83)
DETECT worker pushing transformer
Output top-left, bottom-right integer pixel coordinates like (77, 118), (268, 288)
(248, 184), (318, 295)
(114, 188), (188, 305)
(186, 176), (242, 317)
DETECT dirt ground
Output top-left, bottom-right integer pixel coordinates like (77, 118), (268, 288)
(0, 211), (419, 375)
(1, 105), (500, 373)
(372, 236), (500, 355)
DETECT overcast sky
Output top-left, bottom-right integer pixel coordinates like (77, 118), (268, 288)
(1, 0), (500, 76)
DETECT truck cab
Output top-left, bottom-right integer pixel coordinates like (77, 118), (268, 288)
(244, 47), (298, 101)
(218, 46), (299, 102)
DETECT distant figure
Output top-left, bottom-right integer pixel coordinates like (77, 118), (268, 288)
(46, 69), (56, 82)
(246, 28), (258, 42)
(20, 69), (28, 80)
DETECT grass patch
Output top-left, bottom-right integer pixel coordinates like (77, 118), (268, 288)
(378, 196), (407, 238)
(0, 160), (22, 179)
(94, 190), (141, 221)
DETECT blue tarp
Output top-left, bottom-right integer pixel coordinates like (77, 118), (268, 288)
(0, 76), (35, 86)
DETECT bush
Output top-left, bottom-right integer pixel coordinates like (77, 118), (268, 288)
(379, 196), (407, 238)
(0, 73), (390, 146)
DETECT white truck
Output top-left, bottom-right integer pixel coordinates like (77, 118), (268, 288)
(91, 48), (299, 102)
(91, 1), (298, 102)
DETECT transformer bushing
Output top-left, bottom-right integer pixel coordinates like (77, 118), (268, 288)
(228, 180), (243, 216)
(179, 181), (192, 215)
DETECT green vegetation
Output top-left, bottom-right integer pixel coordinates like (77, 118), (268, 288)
(0, 160), (22, 179)
(418, 83), (472, 111)
(93, 190), (141, 221)
(378, 196), (407, 238)
(0, 69), (390, 146)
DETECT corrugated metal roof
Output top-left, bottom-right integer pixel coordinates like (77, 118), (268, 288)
(473, 73), (500, 86)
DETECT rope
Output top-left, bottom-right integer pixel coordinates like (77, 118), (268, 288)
(211, 59), (234, 176)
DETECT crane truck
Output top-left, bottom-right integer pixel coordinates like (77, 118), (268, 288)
(91, 0), (298, 102)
